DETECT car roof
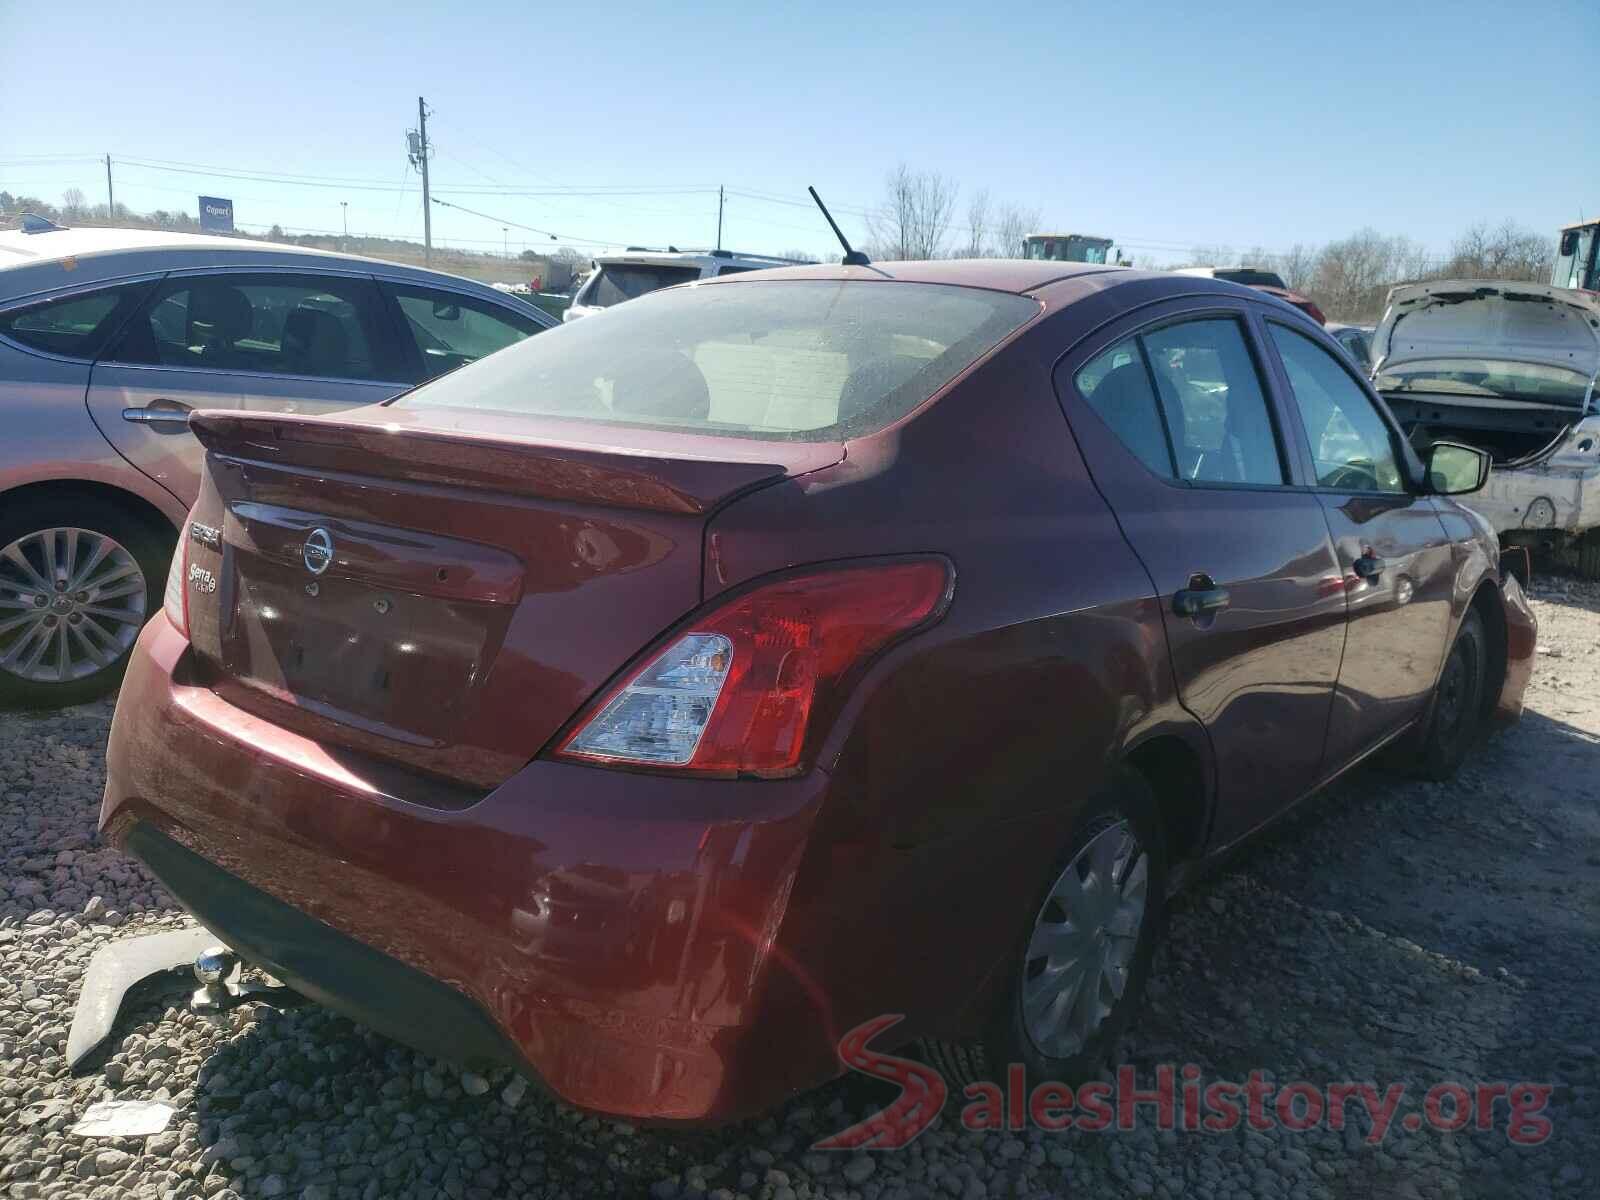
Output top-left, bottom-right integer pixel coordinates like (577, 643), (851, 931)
(698, 257), (1125, 295)
(0, 225), (554, 324)
(697, 259), (1323, 317)
(0, 226), (348, 266)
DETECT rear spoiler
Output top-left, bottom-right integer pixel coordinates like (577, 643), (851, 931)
(188, 410), (798, 516)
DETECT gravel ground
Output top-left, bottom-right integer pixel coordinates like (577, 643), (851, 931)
(3, 579), (1598, 1200)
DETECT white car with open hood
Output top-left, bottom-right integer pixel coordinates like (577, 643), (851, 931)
(1371, 280), (1600, 574)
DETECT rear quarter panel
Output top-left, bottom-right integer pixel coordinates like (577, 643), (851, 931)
(703, 315), (1209, 1041)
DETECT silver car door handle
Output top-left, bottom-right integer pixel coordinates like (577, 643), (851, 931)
(121, 405), (192, 427)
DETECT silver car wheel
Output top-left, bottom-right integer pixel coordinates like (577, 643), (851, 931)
(0, 527), (148, 684)
(1021, 819), (1148, 1059)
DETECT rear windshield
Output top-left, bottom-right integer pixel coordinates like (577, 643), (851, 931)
(583, 263), (701, 308)
(394, 280), (1040, 439)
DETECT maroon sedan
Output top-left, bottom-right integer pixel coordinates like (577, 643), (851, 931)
(101, 261), (1534, 1124)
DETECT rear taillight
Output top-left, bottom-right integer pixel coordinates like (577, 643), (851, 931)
(553, 559), (952, 777)
(162, 522), (190, 638)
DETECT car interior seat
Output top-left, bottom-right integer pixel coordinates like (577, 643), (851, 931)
(281, 306), (351, 378)
(186, 284), (254, 368)
(609, 350), (711, 421)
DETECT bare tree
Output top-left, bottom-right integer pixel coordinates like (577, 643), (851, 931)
(992, 203), (1039, 260)
(866, 164), (958, 261)
(961, 188), (990, 258)
(60, 188), (86, 218)
(1276, 243), (1319, 292)
(1186, 244), (1238, 268)
(1443, 220), (1552, 282)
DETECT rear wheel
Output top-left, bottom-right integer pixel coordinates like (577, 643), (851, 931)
(0, 498), (171, 708)
(921, 771), (1167, 1091)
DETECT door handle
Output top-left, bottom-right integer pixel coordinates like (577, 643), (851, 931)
(121, 403), (192, 428)
(1352, 554), (1387, 581)
(1173, 584), (1231, 617)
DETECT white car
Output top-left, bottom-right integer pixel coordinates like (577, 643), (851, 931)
(563, 249), (805, 321)
(1371, 280), (1600, 574)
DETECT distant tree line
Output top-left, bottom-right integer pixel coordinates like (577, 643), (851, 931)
(855, 165), (1557, 324)
(1172, 221), (1554, 323)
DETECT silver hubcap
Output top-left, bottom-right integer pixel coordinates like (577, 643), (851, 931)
(0, 527), (147, 683)
(1021, 820), (1148, 1059)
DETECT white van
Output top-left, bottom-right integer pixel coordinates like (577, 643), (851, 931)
(564, 249), (806, 321)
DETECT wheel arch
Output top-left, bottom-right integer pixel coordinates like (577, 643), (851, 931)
(1121, 726), (1213, 865)
(0, 479), (180, 550)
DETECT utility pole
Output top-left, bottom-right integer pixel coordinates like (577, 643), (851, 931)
(411, 96), (433, 264)
(503, 227), (509, 258)
(716, 185), (724, 252)
(340, 201), (348, 250)
(104, 154), (114, 218)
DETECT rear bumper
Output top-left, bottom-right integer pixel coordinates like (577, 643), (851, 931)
(125, 824), (523, 1068)
(101, 617), (840, 1124)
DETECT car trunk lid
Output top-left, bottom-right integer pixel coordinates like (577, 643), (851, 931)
(182, 406), (842, 792)
(1373, 282), (1600, 463)
(1373, 280), (1600, 391)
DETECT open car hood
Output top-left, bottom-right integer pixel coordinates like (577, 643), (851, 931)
(1372, 280), (1600, 380)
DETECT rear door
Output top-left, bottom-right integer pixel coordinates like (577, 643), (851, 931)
(86, 269), (408, 506)
(1262, 320), (1456, 768)
(1056, 299), (1347, 845)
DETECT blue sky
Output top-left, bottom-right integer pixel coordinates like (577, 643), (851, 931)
(2, 0), (1594, 263)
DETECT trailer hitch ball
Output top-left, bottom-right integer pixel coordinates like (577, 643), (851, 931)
(191, 945), (241, 1014)
(194, 946), (239, 986)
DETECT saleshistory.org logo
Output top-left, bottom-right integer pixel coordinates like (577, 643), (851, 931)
(812, 1015), (1555, 1151)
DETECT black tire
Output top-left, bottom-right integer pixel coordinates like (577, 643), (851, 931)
(1404, 608), (1487, 782)
(1578, 530), (1600, 582)
(920, 769), (1168, 1092)
(0, 496), (172, 709)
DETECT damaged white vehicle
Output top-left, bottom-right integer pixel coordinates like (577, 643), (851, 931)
(1372, 280), (1600, 576)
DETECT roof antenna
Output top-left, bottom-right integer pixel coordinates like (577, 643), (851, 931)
(808, 186), (870, 266)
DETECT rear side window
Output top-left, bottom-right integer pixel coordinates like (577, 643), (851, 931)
(389, 286), (545, 381)
(395, 280), (1039, 440)
(105, 273), (402, 382)
(583, 263), (700, 308)
(1072, 317), (1284, 486)
(0, 284), (151, 359)
(1076, 340), (1175, 478)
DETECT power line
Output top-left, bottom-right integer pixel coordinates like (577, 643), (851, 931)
(427, 196), (619, 248)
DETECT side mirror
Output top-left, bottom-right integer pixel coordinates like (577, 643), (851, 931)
(1426, 441), (1491, 495)
(431, 301), (461, 322)
(1560, 231), (1579, 256)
